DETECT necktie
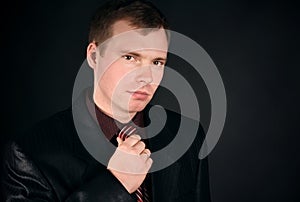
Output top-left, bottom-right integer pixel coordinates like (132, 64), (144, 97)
(118, 125), (150, 202)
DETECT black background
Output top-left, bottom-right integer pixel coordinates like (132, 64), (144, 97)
(1, 0), (299, 201)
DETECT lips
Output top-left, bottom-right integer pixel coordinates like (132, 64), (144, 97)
(133, 91), (149, 95)
(128, 90), (150, 100)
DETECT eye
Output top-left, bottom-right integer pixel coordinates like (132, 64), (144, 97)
(123, 55), (135, 61)
(153, 60), (165, 66)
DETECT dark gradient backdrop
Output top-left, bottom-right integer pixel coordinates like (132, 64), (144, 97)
(1, 0), (299, 201)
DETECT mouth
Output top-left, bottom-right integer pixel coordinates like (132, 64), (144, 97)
(127, 90), (151, 100)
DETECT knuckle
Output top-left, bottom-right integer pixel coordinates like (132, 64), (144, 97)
(139, 141), (146, 148)
(118, 145), (127, 150)
(130, 134), (141, 140)
(148, 158), (153, 165)
(132, 147), (141, 154)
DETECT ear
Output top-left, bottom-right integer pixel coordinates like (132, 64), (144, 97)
(86, 42), (98, 69)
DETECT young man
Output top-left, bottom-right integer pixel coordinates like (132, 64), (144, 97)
(2, 0), (211, 201)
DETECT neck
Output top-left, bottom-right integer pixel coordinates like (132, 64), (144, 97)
(94, 99), (136, 124)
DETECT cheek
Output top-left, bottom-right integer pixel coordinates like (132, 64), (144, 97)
(95, 55), (122, 83)
(94, 65), (106, 87)
(150, 84), (160, 94)
(100, 67), (131, 93)
(152, 69), (164, 85)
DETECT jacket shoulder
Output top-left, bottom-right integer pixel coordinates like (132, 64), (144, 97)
(16, 107), (77, 156)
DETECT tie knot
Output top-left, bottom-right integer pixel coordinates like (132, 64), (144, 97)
(118, 125), (137, 141)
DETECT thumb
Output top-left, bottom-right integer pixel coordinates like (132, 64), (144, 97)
(116, 137), (123, 146)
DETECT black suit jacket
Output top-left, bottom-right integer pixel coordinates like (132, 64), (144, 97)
(2, 92), (211, 202)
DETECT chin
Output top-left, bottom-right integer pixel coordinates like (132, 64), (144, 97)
(128, 102), (148, 113)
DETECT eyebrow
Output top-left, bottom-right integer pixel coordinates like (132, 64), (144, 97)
(120, 50), (167, 62)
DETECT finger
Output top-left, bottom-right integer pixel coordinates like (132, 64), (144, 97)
(140, 149), (151, 161)
(122, 134), (141, 147)
(132, 141), (146, 154)
(145, 157), (153, 170)
(141, 149), (151, 156)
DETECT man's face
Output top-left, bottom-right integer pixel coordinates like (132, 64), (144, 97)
(91, 20), (168, 121)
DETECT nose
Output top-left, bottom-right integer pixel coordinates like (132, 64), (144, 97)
(136, 66), (153, 84)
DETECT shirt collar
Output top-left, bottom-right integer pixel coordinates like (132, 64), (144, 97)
(94, 104), (144, 140)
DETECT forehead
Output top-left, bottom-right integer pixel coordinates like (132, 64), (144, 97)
(103, 20), (169, 54)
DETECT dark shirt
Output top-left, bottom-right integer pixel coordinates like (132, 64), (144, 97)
(94, 104), (144, 140)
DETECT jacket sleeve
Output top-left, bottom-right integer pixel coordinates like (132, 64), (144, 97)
(2, 142), (136, 202)
(65, 171), (136, 202)
(2, 142), (57, 201)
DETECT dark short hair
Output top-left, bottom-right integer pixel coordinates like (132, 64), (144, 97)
(89, 0), (169, 45)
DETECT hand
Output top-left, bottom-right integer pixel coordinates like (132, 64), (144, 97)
(107, 135), (153, 193)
